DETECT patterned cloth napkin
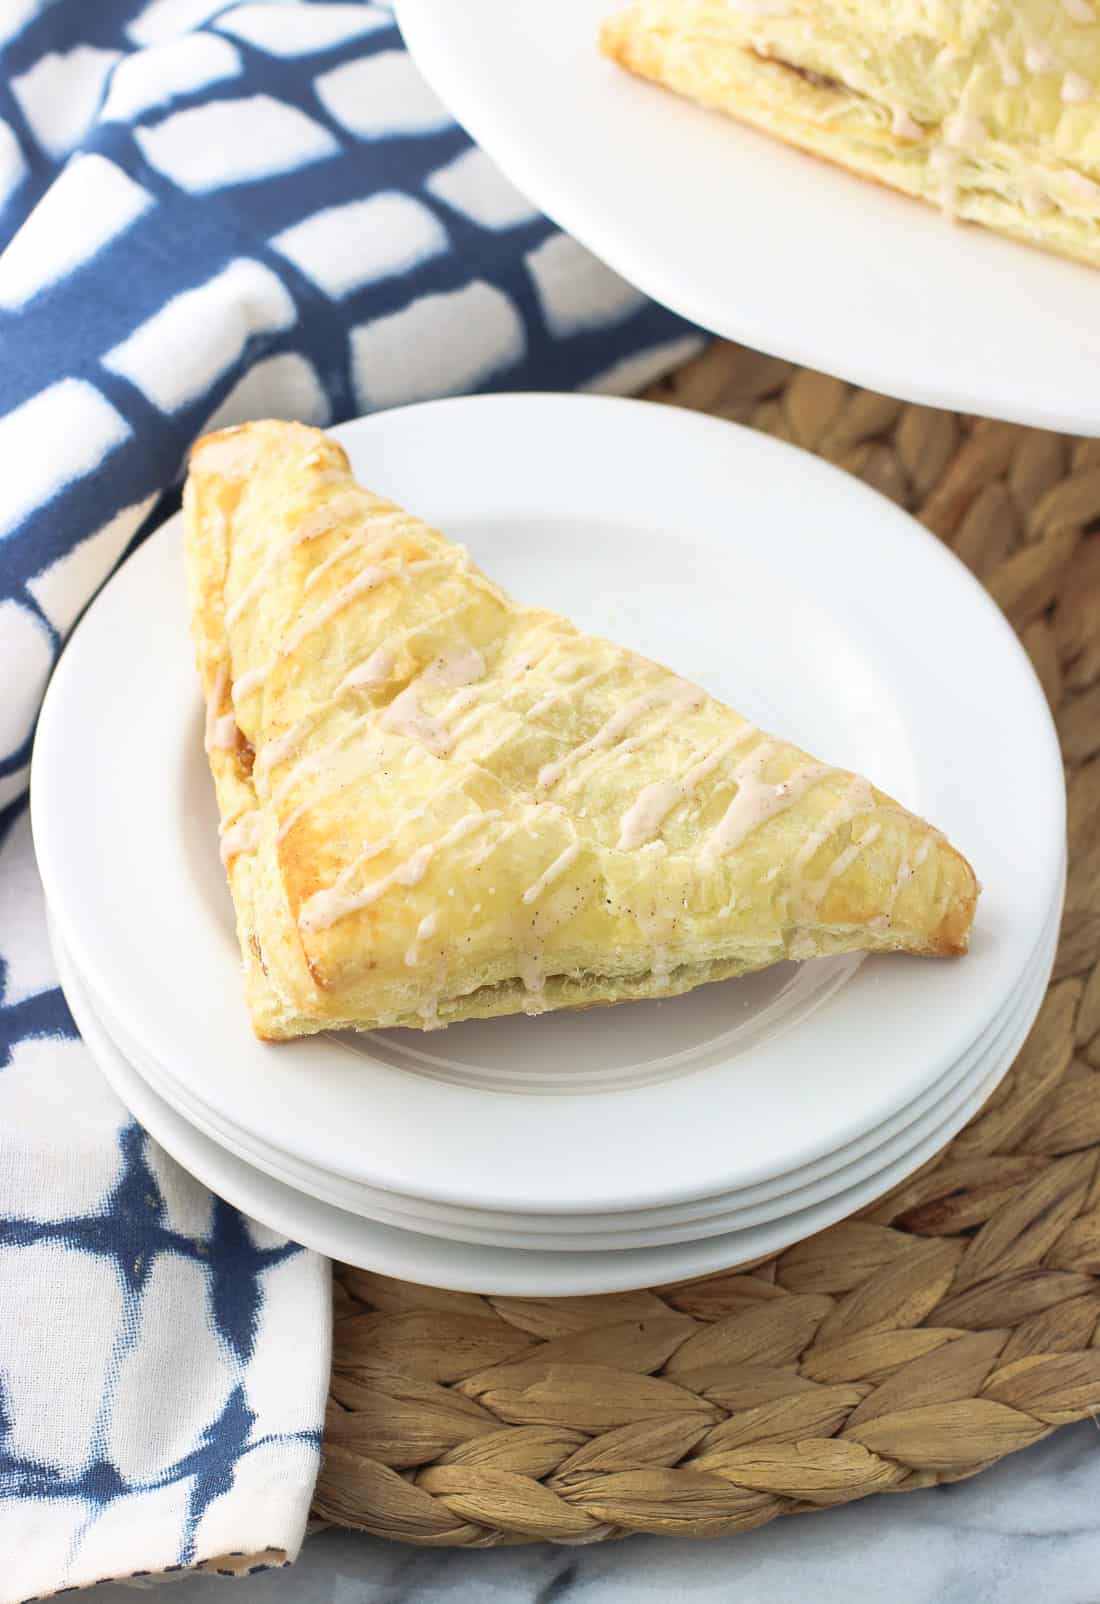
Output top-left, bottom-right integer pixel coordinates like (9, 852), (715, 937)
(0, 3), (698, 1598)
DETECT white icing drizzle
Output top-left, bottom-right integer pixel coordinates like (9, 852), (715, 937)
(823, 821), (882, 886)
(787, 777), (876, 888)
(934, 44), (959, 68)
(1025, 40), (1062, 75)
(339, 640), (398, 693)
(380, 643), (486, 757)
(501, 637), (554, 682)
(304, 527), (397, 594)
(633, 904), (678, 983)
(334, 604), (467, 698)
(404, 909), (439, 969)
(535, 681), (703, 793)
(276, 797), (311, 843)
(380, 683), (451, 756)
(445, 683), (484, 715)
(240, 513), (423, 708)
(522, 842), (582, 904)
(254, 713), (315, 783)
(416, 994), (443, 1029)
(1022, 176), (1055, 216)
(790, 818), (885, 926)
(517, 952), (546, 1011)
(469, 819), (519, 868)
(397, 843), (433, 884)
(991, 37), (1021, 87)
(891, 106), (923, 141)
(1062, 170), (1100, 209)
(424, 643), (486, 690)
(219, 809), (261, 864)
(704, 750), (832, 859)
(282, 564), (391, 657)
(526, 670), (603, 721)
(616, 728), (755, 851)
(232, 657), (276, 703)
(1063, 70), (1092, 102)
(943, 108), (986, 150)
(929, 144), (962, 220)
(891, 845), (913, 901)
(298, 809), (500, 932)
(224, 553), (284, 631)
(299, 849), (426, 933)
(912, 838), (931, 870)
(439, 684), (482, 723)
(306, 777), (463, 889)
(203, 665), (238, 751)
(270, 712), (375, 805)
(224, 507), (345, 628)
(465, 803), (545, 876)
(1063, 0), (1095, 21)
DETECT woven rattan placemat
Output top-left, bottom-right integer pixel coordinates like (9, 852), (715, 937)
(315, 344), (1100, 1545)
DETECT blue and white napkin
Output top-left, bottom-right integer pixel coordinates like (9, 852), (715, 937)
(0, 2), (699, 1598)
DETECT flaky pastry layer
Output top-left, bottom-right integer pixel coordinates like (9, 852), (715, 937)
(184, 420), (978, 1039)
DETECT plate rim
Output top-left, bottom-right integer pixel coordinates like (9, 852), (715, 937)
(85, 869), (1063, 1242)
(84, 902), (1058, 1251)
(56, 921), (1047, 1295)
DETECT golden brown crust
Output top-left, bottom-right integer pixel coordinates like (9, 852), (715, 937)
(184, 420), (978, 1039)
(601, 1), (1100, 272)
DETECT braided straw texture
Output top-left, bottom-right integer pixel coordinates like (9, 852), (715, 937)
(316, 343), (1100, 1546)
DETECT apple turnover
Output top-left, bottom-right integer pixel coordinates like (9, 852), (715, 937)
(601, 1), (1100, 269)
(184, 420), (977, 1039)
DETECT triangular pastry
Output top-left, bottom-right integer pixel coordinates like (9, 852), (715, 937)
(601, 2), (1100, 270)
(184, 420), (978, 1040)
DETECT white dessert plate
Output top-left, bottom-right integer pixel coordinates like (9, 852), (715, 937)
(396, 0), (1100, 434)
(32, 394), (1063, 1215)
(86, 894), (1058, 1250)
(55, 923), (1043, 1294)
(86, 863), (1062, 1245)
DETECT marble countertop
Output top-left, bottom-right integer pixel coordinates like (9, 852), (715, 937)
(99, 1420), (1100, 1604)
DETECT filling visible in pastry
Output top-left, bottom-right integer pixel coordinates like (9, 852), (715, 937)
(185, 420), (978, 1040)
(601, 0), (1100, 268)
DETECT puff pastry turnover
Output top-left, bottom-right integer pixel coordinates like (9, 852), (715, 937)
(601, 1), (1100, 268)
(185, 420), (977, 1040)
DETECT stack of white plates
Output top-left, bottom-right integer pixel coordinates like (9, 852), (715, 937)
(33, 396), (1065, 1295)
